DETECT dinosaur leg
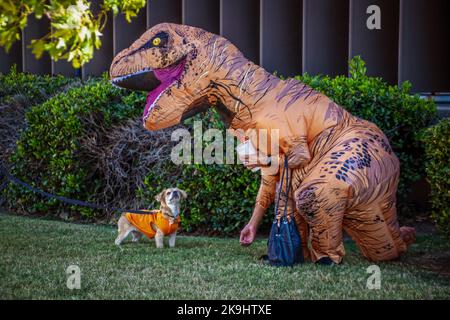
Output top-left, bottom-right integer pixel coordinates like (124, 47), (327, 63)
(290, 168), (311, 261)
(294, 174), (350, 264)
(293, 209), (311, 261)
(343, 174), (410, 261)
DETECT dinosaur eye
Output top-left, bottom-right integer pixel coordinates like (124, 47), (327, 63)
(152, 37), (161, 46)
(138, 32), (168, 51)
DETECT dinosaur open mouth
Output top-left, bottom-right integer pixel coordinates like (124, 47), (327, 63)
(142, 58), (186, 122)
(110, 57), (187, 122)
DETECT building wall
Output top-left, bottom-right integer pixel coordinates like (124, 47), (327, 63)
(0, 0), (449, 93)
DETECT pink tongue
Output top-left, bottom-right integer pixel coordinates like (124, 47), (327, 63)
(143, 59), (186, 120)
(144, 83), (166, 112)
(154, 59), (186, 82)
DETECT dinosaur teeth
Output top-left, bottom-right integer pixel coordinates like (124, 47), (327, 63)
(110, 68), (152, 84)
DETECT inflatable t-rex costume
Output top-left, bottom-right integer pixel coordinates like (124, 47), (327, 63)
(110, 23), (415, 263)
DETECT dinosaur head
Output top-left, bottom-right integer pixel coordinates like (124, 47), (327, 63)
(110, 23), (222, 130)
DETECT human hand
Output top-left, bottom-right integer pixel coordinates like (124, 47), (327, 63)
(239, 223), (257, 246)
(239, 154), (271, 169)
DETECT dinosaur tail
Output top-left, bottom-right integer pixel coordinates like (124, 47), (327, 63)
(400, 226), (416, 247)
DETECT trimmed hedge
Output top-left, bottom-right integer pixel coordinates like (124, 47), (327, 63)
(5, 77), (145, 218)
(0, 66), (79, 169)
(0, 65), (74, 107)
(137, 145), (263, 235)
(420, 118), (450, 236)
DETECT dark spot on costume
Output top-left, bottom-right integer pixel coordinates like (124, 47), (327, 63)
(296, 187), (320, 218)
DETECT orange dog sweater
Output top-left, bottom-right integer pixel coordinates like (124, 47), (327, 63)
(125, 210), (180, 239)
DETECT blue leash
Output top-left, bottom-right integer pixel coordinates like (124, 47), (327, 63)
(0, 164), (155, 215)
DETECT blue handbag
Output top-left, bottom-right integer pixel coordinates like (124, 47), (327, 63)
(266, 157), (304, 267)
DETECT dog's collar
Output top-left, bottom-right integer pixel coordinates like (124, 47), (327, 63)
(160, 210), (180, 221)
(161, 209), (174, 218)
(160, 205), (180, 218)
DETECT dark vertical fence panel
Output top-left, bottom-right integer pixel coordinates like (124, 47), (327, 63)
(2, 0), (449, 94)
(114, 11), (147, 55)
(303, 0), (349, 76)
(0, 43), (22, 74)
(52, 60), (75, 77)
(182, 0), (220, 34)
(349, 0), (399, 84)
(220, 0), (259, 64)
(22, 15), (51, 74)
(399, 0), (450, 92)
(260, 0), (302, 77)
(147, 0), (182, 27)
(82, 0), (114, 78)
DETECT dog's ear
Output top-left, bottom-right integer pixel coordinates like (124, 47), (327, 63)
(155, 190), (166, 203)
(178, 189), (188, 199)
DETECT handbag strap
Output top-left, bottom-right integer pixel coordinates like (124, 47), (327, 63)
(274, 156), (291, 222)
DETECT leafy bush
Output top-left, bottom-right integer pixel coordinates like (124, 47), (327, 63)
(179, 164), (261, 234)
(0, 65), (78, 166)
(5, 77), (145, 219)
(137, 154), (265, 235)
(420, 118), (450, 236)
(297, 56), (437, 204)
(0, 65), (74, 107)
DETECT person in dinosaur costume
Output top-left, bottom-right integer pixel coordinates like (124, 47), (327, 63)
(109, 23), (416, 264)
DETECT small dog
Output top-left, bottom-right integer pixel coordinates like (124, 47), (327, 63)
(115, 188), (187, 248)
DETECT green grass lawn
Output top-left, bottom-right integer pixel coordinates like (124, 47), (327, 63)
(0, 213), (449, 299)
